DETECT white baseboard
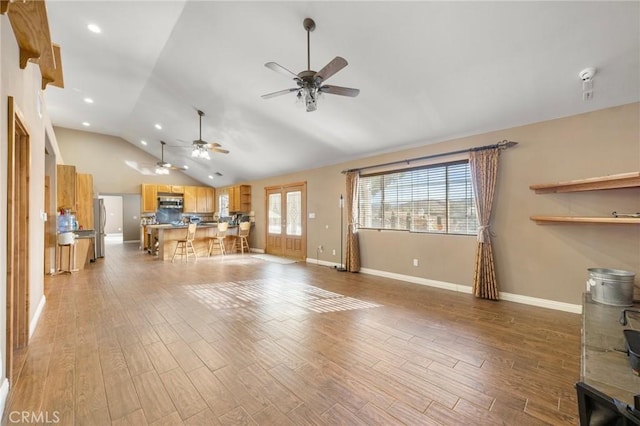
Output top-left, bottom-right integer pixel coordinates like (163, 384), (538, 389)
(251, 248), (264, 254)
(353, 267), (581, 314)
(305, 258), (340, 268)
(0, 378), (9, 420)
(29, 295), (47, 338)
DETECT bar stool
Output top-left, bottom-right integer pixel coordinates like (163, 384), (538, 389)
(232, 221), (251, 254)
(57, 232), (78, 273)
(172, 223), (198, 263)
(208, 222), (228, 256)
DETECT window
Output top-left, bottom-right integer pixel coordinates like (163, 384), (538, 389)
(218, 194), (229, 217)
(358, 161), (478, 235)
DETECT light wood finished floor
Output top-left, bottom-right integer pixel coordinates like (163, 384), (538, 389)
(3, 243), (581, 425)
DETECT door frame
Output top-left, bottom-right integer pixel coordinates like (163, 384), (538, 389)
(6, 96), (31, 383)
(264, 182), (307, 260)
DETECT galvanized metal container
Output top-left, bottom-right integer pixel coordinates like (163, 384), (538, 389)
(587, 268), (636, 307)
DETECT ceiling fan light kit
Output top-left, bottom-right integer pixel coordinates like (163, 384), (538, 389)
(154, 140), (184, 174)
(262, 17), (360, 112)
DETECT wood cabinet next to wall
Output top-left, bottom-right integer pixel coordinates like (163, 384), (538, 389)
(229, 185), (251, 213)
(141, 184), (158, 213)
(75, 173), (94, 229)
(183, 186), (197, 213)
(56, 164), (76, 210)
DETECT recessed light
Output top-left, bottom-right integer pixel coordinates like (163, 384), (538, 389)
(140, 140), (148, 146)
(82, 122), (90, 127)
(208, 175), (214, 179)
(183, 165), (189, 170)
(154, 124), (162, 130)
(83, 97), (94, 104)
(87, 23), (101, 34)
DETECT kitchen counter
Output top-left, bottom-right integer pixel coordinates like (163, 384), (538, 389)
(582, 292), (640, 405)
(144, 223), (238, 260)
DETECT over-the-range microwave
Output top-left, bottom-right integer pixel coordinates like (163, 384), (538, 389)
(157, 196), (183, 209)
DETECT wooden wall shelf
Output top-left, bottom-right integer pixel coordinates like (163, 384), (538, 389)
(5, 0), (64, 90)
(530, 216), (640, 225)
(529, 172), (640, 194)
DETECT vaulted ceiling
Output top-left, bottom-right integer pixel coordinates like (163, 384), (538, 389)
(44, 1), (640, 187)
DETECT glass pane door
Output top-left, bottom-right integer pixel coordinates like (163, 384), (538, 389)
(268, 193), (282, 234)
(286, 191), (302, 236)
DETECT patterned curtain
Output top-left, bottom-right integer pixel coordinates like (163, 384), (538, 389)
(469, 148), (500, 300)
(344, 171), (361, 272)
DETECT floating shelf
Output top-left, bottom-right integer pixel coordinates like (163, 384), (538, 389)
(530, 216), (640, 225)
(529, 172), (640, 194)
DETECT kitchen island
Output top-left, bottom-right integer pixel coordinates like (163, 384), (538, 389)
(145, 223), (237, 260)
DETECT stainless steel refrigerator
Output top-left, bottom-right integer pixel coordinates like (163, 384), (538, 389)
(94, 198), (106, 258)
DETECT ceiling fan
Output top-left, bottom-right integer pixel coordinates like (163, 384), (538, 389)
(262, 17), (360, 112)
(154, 141), (185, 175)
(183, 110), (229, 160)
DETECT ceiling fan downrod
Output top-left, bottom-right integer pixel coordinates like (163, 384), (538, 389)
(303, 18), (315, 71)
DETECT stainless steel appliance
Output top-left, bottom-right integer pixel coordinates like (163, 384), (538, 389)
(158, 196), (183, 209)
(94, 198), (106, 258)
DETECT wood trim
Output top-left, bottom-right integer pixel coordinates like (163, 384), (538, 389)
(529, 172), (640, 193)
(6, 96), (31, 384)
(0, 0), (8, 15)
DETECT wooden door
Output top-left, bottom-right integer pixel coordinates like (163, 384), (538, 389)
(7, 97), (30, 384)
(75, 173), (94, 229)
(184, 186), (197, 213)
(265, 182), (306, 260)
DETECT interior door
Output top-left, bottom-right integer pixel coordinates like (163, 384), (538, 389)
(265, 182), (306, 260)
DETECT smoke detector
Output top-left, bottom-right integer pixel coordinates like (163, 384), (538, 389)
(579, 67), (596, 101)
(579, 67), (596, 82)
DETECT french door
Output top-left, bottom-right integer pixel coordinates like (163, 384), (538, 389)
(265, 182), (306, 260)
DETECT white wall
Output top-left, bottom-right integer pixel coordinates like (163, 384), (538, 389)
(1, 13), (60, 406)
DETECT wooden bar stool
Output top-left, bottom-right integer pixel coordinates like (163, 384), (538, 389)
(208, 222), (228, 256)
(233, 221), (251, 254)
(172, 223), (198, 262)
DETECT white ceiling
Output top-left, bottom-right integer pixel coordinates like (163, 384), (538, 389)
(44, 1), (640, 187)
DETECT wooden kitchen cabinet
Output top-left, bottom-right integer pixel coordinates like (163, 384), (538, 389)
(197, 186), (215, 213)
(183, 186), (197, 213)
(141, 184), (157, 213)
(229, 185), (251, 213)
(56, 164), (76, 210)
(157, 184), (184, 194)
(75, 173), (94, 229)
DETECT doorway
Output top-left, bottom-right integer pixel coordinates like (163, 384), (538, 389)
(6, 97), (30, 384)
(265, 182), (307, 260)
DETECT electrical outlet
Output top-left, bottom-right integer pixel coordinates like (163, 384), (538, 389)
(413, 258), (419, 267)
(332, 249), (336, 256)
(318, 245), (324, 253)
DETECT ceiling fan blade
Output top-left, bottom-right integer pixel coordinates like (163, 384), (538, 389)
(314, 56), (348, 83)
(205, 142), (222, 148)
(319, 85), (360, 97)
(265, 62), (300, 80)
(261, 88), (299, 99)
(210, 148), (229, 154)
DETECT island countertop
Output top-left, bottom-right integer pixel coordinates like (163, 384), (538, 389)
(582, 292), (640, 405)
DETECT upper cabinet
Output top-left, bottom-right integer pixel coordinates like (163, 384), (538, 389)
(141, 184), (158, 213)
(142, 184), (215, 214)
(75, 174), (94, 229)
(183, 186), (197, 213)
(229, 185), (251, 213)
(156, 184), (184, 194)
(530, 172), (640, 224)
(56, 164), (76, 210)
(197, 187), (215, 213)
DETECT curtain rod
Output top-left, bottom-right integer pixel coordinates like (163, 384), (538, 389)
(341, 140), (518, 174)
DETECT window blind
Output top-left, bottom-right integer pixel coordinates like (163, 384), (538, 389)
(358, 161), (478, 235)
